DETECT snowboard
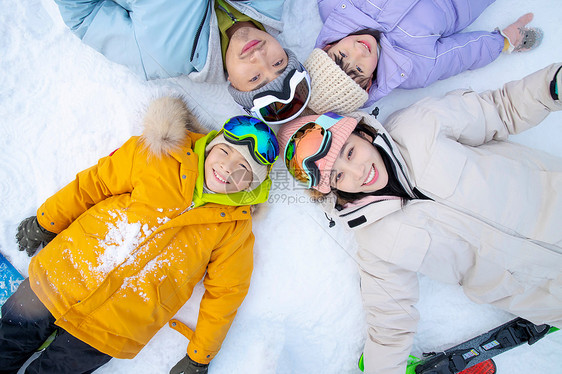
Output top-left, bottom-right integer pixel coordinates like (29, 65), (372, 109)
(406, 356), (496, 374)
(0, 251), (24, 316)
(358, 355), (495, 374)
(0, 251), (56, 350)
(358, 317), (558, 373)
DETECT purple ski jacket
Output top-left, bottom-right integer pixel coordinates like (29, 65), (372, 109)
(315, 0), (505, 107)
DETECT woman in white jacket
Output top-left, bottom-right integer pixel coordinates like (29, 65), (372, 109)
(277, 63), (562, 374)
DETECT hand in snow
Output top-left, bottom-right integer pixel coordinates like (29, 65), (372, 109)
(169, 354), (209, 374)
(501, 13), (543, 53)
(15, 216), (57, 256)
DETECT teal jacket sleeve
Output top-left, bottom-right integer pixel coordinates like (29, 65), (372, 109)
(54, 0), (212, 79)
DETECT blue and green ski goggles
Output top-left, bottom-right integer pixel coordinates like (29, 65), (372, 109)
(222, 115), (280, 166)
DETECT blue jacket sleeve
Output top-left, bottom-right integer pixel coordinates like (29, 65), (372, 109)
(55, 0), (147, 77)
(54, 0), (212, 80)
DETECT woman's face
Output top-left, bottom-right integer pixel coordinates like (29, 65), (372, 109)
(327, 34), (379, 81)
(330, 133), (388, 193)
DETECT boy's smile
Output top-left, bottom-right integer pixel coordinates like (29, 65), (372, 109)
(205, 143), (253, 194)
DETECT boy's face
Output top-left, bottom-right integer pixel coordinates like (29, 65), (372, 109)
(205, 143), (253, 194)
(327, 34), (379, 87)
(226, 27), (288, 92)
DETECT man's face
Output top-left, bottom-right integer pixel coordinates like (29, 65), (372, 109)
(204, 143), (253, 194)
(226, 27), (288, 92)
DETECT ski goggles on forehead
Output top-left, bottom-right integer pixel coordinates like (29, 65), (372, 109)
(222, 115), (279, 166)
(249, 67), (311, 125)
(284, 112), (343, 188)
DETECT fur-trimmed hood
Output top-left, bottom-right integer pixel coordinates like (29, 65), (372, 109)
(139, 97), (271, 211)
(141, 96), (207, 157)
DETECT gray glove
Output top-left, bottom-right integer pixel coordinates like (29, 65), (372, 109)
(16, 216), (57, 256)
(169, 354), (209, 374)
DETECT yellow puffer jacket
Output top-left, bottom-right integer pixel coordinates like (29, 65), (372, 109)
(29, 97), (256, 364)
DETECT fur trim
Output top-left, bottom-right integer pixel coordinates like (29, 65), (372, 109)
(141, 96), (206, 157)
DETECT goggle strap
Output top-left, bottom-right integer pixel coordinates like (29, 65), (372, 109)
(223, 130), (270, 166)
(252, 67), (305, 103)
(249, 68), (311, 125)
(314, 112), (344, 129)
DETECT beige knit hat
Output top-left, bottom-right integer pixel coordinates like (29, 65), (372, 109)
(304, 48), (369, 115)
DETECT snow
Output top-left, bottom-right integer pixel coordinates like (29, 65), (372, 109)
(1, 0), (561, 373)
(96, 214), (146, 274)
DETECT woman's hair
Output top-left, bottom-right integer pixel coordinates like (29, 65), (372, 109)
(328, 121), (412, 209)
(325, 29), (381, 90)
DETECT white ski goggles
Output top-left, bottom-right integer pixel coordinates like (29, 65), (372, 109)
(248, 68), (311, 125)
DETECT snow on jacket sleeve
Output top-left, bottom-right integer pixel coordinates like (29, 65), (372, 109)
(186, 218), (254, 364)
(358, 246), (419, 374)
(37, 136), (138, 234)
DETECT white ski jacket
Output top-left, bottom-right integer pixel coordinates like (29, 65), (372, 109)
(323, 64), (562, 374)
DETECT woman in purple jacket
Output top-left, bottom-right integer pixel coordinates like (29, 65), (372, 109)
(303, 0), (543, 114)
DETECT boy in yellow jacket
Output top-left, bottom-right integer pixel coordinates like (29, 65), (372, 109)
(0, 97), (279, 374)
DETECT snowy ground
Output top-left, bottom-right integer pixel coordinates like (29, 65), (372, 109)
(1, 0), (561, 373)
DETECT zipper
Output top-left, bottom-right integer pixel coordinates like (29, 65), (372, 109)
(190, 2), (212, 61)
(180, 201), (195, 215)
(376, 134), (431, 200)
(217, 1), (238, 23)
(376, 133), (416, 196)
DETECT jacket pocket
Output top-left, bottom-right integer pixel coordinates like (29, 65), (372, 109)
(390, 224), (430, 272)
(76, 211), (110, 240)
(419, 140), (467, 199)
(463, 269), (524, 305)
(157, 275), (182, 313)
(358, 221), (430, 272)
(75, 199), (126, 240)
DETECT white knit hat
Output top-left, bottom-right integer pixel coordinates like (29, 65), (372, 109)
(206, 134), (269, 191)
(304, 48), (369, 115)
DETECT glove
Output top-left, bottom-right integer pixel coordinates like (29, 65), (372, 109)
(500, 13), (543, 53)
(169, 354), (209, 374)
(16, 216), (57, 256)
